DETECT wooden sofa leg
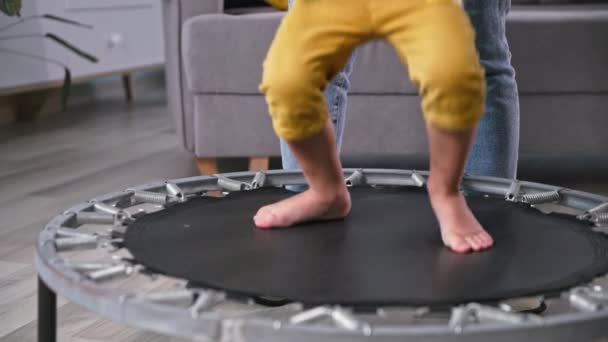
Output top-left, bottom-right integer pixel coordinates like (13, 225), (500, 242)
(249, 157), (269, 171)
(197, 157), (218, 175)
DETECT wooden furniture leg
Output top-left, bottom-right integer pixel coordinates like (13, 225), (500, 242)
(197, 157), (218, 175)
(249, 157), (269, 171)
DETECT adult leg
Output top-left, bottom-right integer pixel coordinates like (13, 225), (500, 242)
(464, 0), (520, 179)
(281, 0), (357, 192)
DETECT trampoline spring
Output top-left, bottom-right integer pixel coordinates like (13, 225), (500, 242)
(505, 181), (522, 202)
(94, 202), (132, 223)
(579, 203), (608, 222)
(471, 304), (535, 325)
(593, 212), (608, 225)
(520, 190), (561, 205)
(251, 172), (267, 189)
(56, 228), (96, 239)
(569, 290), (604, 312)
(411, 172), (426, 188)
(290, 306), (332, 325)
(55, 236), (99, 252)
(63, 261), (116, 272)
(448, 306), (471, 334)
(449, 304), (535, 334)
(330, 308), (363, 331)
(87, 264), (134, 282)
(140, 289), (194, 304)
(190, 290), (226, 318)
(345, 169), (365, 187)
(588, 288), (608, 301)
(166, 182), (186, 202)
(133, 190), (169, 205)
(76, 211), (115, 225)
(93, 202), (122, 216)
(114, 192), (135, 209)
(217, 176), (251, 191)
(588, 202), (608, 215)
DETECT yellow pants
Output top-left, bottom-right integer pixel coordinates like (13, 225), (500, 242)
(259, 0), (486, 141)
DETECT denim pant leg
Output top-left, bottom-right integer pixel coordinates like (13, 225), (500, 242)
(281, 0), (357, 191)
(463, 0), (520, 179)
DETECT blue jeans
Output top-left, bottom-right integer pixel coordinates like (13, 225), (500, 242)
(281, 0), (520, 185)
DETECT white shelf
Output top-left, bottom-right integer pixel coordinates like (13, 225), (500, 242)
(0, 0), (164, 92)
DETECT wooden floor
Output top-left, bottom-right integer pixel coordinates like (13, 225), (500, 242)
(0, 79), (211, 341)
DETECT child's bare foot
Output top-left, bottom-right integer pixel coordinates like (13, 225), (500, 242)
(254, 187), (351, 228)
(428, 186), (494, 254)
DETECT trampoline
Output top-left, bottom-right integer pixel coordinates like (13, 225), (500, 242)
(36, 169), (608, 342)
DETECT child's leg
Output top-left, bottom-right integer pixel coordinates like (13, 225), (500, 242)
(280, 54), (356, 193)
(255, 120), (351, 228)
(426, 123), (493, 253)
(281, 0), (357, 190)
(256, 0), (369, 228)
(376, 0), (491, 252)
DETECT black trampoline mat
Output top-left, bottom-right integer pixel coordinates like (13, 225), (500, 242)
(124, 187), (608, 307)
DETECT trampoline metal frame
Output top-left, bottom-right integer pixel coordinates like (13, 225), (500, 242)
(35, 169), (608, 342)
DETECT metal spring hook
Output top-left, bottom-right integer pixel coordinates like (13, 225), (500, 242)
(568, 287), (607, 312)
(505, 181), (522, 202)
(411, 171), (426, 188)
(92, 201), (132, 223)
(166, 182), (187, 202)
(579, 202), (608, 222)
(251, 172), (267, 189)
(132, 190), (169, 205)
(520, 190), (562, 205)
(345, 169), (365, 187)
(217, 176), (251, 191)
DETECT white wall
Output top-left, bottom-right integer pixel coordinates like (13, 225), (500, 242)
(0, 0), (164, 90)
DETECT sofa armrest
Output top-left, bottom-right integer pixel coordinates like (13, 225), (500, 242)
(163, 0), (224, 152)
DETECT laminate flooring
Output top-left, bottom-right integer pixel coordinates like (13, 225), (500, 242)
(0, 79), (209, 342)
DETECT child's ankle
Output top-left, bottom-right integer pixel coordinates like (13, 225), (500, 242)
(427, 178), (460, 199)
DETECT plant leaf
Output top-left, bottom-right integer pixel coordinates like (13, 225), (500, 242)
(0, 0), (22, 17)
(45, 33), (98, 63)
(61, 68), (72, 109)
(43, 14), (93, 29)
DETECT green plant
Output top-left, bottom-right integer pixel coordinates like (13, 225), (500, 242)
(0, 0), (21, 17)
(1, 0), (98, 107)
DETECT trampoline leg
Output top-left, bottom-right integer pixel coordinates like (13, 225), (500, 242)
(38, 276), (56, 342)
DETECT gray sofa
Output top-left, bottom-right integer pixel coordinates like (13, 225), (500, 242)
(163, 0), (608, 177)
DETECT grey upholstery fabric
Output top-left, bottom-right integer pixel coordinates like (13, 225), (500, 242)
(193, 95), (277, 157)
(182, 14), (280, 94)
(507, 6), (608, 92)
(518, 95), (608, 154)
(163, 0), (224, 152)
(166, 1), (608, 159)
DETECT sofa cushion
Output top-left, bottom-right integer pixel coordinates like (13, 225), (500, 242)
(183, 13), (282, 95)
(183, 6), (608, 95)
